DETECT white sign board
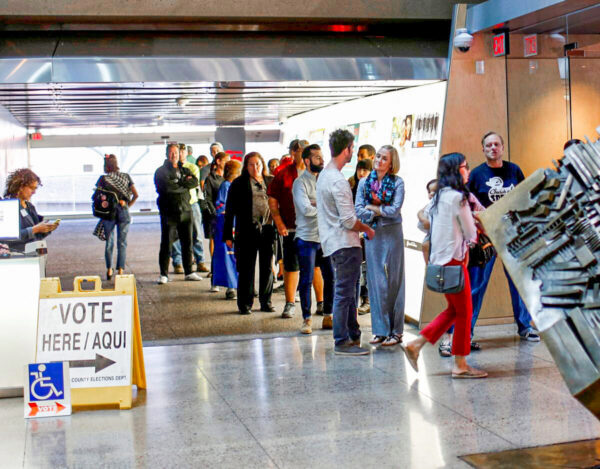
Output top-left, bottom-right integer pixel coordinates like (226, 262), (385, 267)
(36, 295), (133, 389)
(24, 362), (71, 419)
(0, 199), (20, 241)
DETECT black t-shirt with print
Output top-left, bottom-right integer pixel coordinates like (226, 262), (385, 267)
(467, 160), (524, 209)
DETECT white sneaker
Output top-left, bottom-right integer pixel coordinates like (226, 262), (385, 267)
(158, 275), (169, 284)
(185, 273), (202, 281)
(210, 285), (220, 292)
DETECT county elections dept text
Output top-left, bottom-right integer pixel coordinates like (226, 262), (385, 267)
(36, 295), (133, 388)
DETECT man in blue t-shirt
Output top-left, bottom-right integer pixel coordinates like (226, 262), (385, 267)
(467, 131), (540, 343)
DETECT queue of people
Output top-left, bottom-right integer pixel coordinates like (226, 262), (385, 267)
(0, 126), (541, 379)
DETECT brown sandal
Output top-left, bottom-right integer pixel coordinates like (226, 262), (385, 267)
(382, 334), (402, 347)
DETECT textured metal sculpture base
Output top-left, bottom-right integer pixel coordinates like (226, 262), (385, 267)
(479, 129), (600, 419)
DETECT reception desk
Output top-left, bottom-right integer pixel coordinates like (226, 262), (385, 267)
(0, 255), (42, 397)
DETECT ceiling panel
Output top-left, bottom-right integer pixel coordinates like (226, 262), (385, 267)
(0, 80), (439, 129)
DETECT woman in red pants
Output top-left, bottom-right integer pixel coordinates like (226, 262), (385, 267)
(402, 152), (487, 379)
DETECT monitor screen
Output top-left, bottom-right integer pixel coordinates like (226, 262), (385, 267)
(0, 199), (20, 241)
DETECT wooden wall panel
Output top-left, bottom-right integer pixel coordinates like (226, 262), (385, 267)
(423, 32), (600, 332)
(422, 32), (514, 329)
(507, 58), (569, 177)
(571, 58), (600, 141)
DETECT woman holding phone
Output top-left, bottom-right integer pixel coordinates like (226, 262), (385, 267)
(2, 168), (58, 252)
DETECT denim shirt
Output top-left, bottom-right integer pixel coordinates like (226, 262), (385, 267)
(354, 175), (405, 227)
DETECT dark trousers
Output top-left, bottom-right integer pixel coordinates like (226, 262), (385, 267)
(235, 224), (274, 311)
(331, 247), (362, 345)
(159, 212), (193, 276)
(296, 238), (334, 319)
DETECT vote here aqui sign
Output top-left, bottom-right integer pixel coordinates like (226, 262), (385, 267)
(36, 296), (132, 389)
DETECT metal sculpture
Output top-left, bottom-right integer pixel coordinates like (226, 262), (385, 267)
(479, 131), (600, 418)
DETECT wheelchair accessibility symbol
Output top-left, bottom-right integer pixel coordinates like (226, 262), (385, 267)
(28, 363), (64, 401)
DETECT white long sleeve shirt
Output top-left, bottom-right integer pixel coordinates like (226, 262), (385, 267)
(316, 162), (360, 257)
(292, 170), (319, 243)
(429, 187), (477, 265)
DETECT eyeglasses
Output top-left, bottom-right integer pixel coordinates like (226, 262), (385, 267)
(459, 163), (470, 170)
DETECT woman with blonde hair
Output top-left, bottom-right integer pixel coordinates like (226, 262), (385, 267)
(213, 159), (242, 299)
(355, 145), (406, 346)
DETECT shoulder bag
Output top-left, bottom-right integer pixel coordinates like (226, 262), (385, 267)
(425, 211), (465, 294)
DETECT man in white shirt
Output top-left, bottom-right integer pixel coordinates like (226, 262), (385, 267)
(316, 129), (375, 356)
(292, 144), (333, 334)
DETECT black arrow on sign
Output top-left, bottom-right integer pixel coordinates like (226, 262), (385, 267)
(60, 353), (116, 373)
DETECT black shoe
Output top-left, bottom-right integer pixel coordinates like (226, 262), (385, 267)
(260, 304), (275, 312)
(239, 308), (251, 315)
(470, 341), (481, 351)
(334, 343), (370, 356)
(315, 301), (324, 316)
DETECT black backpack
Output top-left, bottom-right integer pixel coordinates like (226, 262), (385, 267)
(92, 186), (119, 220)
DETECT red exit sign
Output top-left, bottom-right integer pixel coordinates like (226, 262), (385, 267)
(524, 34), (538, 57)
(493, 32), (507, 56)
(30, 132), (42, 141)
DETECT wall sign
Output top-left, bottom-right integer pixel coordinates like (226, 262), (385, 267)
(524, 34), (538, 57)
(493, 32), (508, 57)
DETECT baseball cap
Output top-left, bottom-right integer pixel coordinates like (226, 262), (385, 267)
(289, 139), (309, 152)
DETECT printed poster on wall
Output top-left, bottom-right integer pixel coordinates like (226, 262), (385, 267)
(392, 113), (441, 150)
(341, 121), (376, 179)
(308, 128), (325, 150)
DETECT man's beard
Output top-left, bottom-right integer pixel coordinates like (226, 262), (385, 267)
(310, 162), (324, 173)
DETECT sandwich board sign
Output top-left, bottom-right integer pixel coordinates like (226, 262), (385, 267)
(36, 275), (146, 409)
(24, 361), (71, 418)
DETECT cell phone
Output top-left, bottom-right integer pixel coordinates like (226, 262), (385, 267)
(50, 219), (61, 225)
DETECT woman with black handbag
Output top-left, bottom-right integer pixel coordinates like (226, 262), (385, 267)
(401, 153), (487, 379)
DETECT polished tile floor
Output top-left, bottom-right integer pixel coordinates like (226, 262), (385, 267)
(2, 324), (600, 469)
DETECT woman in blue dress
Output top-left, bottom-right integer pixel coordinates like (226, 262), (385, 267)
(213, 160), (242, 300)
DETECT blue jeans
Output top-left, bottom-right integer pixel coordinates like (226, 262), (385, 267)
(102, 205), (130, 270)
(295, 238), (334, 320)
(330, 247), (362, 345)
(469, 254), (533, 335)
(172, 203), (205, 265)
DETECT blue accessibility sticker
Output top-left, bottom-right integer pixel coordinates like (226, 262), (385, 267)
(28, 363), (65, 402)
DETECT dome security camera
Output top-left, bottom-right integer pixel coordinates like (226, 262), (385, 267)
(454, 28), (474, 52)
